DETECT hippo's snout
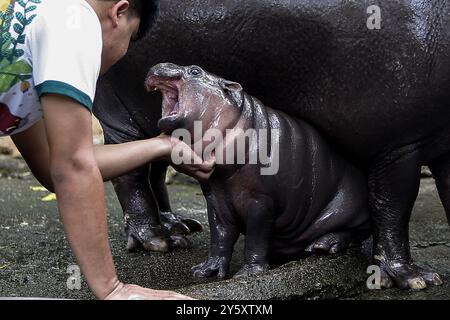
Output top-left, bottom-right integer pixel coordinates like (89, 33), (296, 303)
(146, 63), (187, 134)
(146, 63), (184, 90)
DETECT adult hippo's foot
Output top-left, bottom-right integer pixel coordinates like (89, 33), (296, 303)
(125, 213), (169, 252)
(160, 211), (203, 235)
(374, 256), (443, 290)
(125, 211), (202, 252)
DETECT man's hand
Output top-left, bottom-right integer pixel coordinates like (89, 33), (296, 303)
(157, 135), (216, 182)
(104, 283), (193, 300)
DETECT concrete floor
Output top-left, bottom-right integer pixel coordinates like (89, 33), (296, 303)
(0, 156), (449, 300)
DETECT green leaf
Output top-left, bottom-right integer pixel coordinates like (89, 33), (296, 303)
(1, 39), (12, 52)
(27, 14), (37, 24)
(25, 5), (37, 13)
(13, 23), (23, 34)
(15, 12), (26, 25)
(14, 49), (24, 57)
(29, 0), (42, 4)
(1, 42), (13, 58)
(18, 0), (27, 7)
(0, 58), (10, 70)
(17, 34), (25, 44)
(2, 32), (11, 41)
(1, 48), (12, 57)
(0, 60), (32, 93)
(1, 60), (31, 74)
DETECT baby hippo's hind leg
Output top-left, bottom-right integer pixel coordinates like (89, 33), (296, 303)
(305, 229), (370, 254)
(304, 166), (371, 254)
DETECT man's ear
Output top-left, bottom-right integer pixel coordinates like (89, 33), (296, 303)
(110, 0), (130, 26)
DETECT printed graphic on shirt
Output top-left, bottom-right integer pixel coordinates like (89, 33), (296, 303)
(0, 0), (40, 135)
(0, 0), (102, 137)
(0, 0), (39, 93)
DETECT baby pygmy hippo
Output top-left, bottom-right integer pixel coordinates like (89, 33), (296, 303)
(146, 63), (370, 278)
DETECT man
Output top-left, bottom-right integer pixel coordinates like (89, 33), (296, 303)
(0, 0), (213, 299)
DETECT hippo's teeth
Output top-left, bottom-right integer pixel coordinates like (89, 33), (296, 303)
(169, 102), (179, 116)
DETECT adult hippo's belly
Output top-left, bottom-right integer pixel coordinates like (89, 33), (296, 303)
(93, 0), (450, 290)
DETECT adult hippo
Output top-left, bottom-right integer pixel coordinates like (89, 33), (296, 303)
(93, 0), (450, 290)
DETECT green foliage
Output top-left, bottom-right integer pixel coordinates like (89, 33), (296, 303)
(0, 0), (39, 92)
(0, 59), (32, 93)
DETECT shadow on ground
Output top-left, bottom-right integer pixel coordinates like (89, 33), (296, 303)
(0, 156), (449, 300)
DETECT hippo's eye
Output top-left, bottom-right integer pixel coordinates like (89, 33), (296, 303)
(189, 67), (202, 77)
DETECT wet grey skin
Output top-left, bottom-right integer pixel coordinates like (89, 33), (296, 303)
(94, 0), (450, 289)
(145, 63), (371, 279)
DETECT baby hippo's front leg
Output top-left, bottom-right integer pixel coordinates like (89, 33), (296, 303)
(234, 196), (274, 278)
(192, 185), (240, 279)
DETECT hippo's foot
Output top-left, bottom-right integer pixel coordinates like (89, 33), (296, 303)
(305, 231), (359, 254)
(192, 256), (230, 279)
(125, 214), (169, 252)
(160, 211), (203, 235)
(234, 263), (269, 278)
(125, 212), (202, 253)
(374, 257), (443, 290)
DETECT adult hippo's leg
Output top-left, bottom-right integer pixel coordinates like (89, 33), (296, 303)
(109, 164), (168, 252)
(102, 127), (199, 252)
(94, 81), (200, 252)
(429, 153), (450, 224)
(369, 144), (442, 289)
(150, 161), (203, 246)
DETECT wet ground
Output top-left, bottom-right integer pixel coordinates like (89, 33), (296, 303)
(0, 156), (449, 300)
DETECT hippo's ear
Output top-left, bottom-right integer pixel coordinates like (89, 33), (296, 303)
(220, 80), (243, 93)
(220, 80), (244, 107)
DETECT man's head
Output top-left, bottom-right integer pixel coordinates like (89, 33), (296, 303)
(88, 0), (159, 74)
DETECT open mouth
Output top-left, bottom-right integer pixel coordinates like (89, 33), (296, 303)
(145, 75), (181, 119)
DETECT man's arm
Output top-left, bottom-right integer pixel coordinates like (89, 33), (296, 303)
(41, 94), (119, 298)
(39, 94), (201, 299)
(12, 108), (214, 194)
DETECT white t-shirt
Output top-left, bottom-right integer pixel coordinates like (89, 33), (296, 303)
(0, 0), (102, 136)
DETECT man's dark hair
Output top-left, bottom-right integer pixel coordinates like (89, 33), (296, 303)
(130, 0), (160, 39)
(99, 0), (160, 39)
